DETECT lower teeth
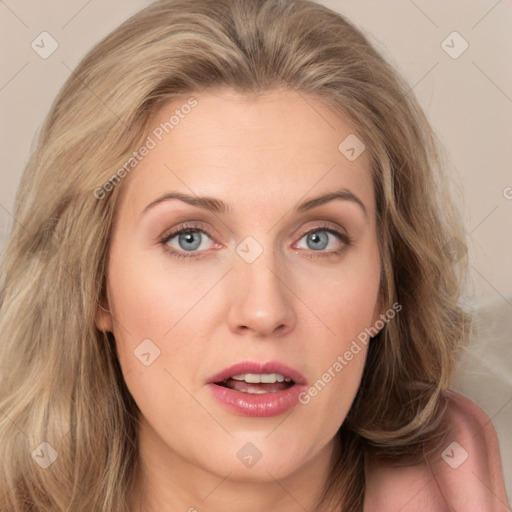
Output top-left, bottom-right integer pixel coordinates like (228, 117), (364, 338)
(217, 379), (294, 394)
(240, 388), (274, 394)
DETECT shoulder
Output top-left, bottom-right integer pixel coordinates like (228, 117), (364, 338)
(364, 389), (510, 511)
(432, 390), (509, 510)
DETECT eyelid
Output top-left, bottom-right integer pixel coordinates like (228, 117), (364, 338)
(160, 220), (213, 241)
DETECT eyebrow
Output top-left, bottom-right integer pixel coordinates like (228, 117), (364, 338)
(296, 188), (367, 217)
(141, 188), (367, 217)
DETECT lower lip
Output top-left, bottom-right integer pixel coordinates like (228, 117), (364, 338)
(207, 383), (307, 417)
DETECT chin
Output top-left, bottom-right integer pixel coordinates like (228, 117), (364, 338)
(192, 434), (321, 483)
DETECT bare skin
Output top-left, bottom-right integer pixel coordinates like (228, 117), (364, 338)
(96, 88), (508, 511)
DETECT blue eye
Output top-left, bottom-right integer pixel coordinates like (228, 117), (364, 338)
(304, 231), (329, 250)
(296, 228), (346, 252)
(176, 231), (203, 251)
(161, 226), (215, 258)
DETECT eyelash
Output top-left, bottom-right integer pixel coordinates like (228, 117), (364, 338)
(159, 222), (352, 260)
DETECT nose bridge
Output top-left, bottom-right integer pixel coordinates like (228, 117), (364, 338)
(227, 237), (296, 336)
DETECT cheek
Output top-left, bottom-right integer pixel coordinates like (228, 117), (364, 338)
(105, 245), (220, 412)
(294, 242), (381, 342)
(107, 244), (216, 345)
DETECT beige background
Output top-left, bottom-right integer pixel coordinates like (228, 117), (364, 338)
(1, 0), (511, 506)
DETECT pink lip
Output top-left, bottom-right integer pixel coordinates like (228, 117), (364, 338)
(206, 360), (307, 418)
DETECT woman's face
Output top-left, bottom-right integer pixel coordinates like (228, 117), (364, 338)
(97, 88), (383, 489)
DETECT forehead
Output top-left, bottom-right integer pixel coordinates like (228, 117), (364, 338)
(116, 88), (375, 217)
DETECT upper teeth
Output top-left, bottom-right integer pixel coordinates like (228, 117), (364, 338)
(231, 373), (291, 383)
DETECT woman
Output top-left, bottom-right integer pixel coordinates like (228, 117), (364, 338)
(0, 0), (508, 510)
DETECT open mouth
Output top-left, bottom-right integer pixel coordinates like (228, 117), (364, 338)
(215, 373), (295, 394)
(208, 362), (306, 416)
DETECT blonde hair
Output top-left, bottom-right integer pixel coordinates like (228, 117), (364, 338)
(0, 0), (469, 510)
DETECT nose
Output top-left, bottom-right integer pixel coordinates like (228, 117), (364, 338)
(226, 250), (296, 338)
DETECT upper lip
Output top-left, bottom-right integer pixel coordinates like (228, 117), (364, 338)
(207, 360), (307, 385)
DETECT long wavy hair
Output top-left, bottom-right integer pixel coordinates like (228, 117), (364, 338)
(0, 0), (469, 510)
